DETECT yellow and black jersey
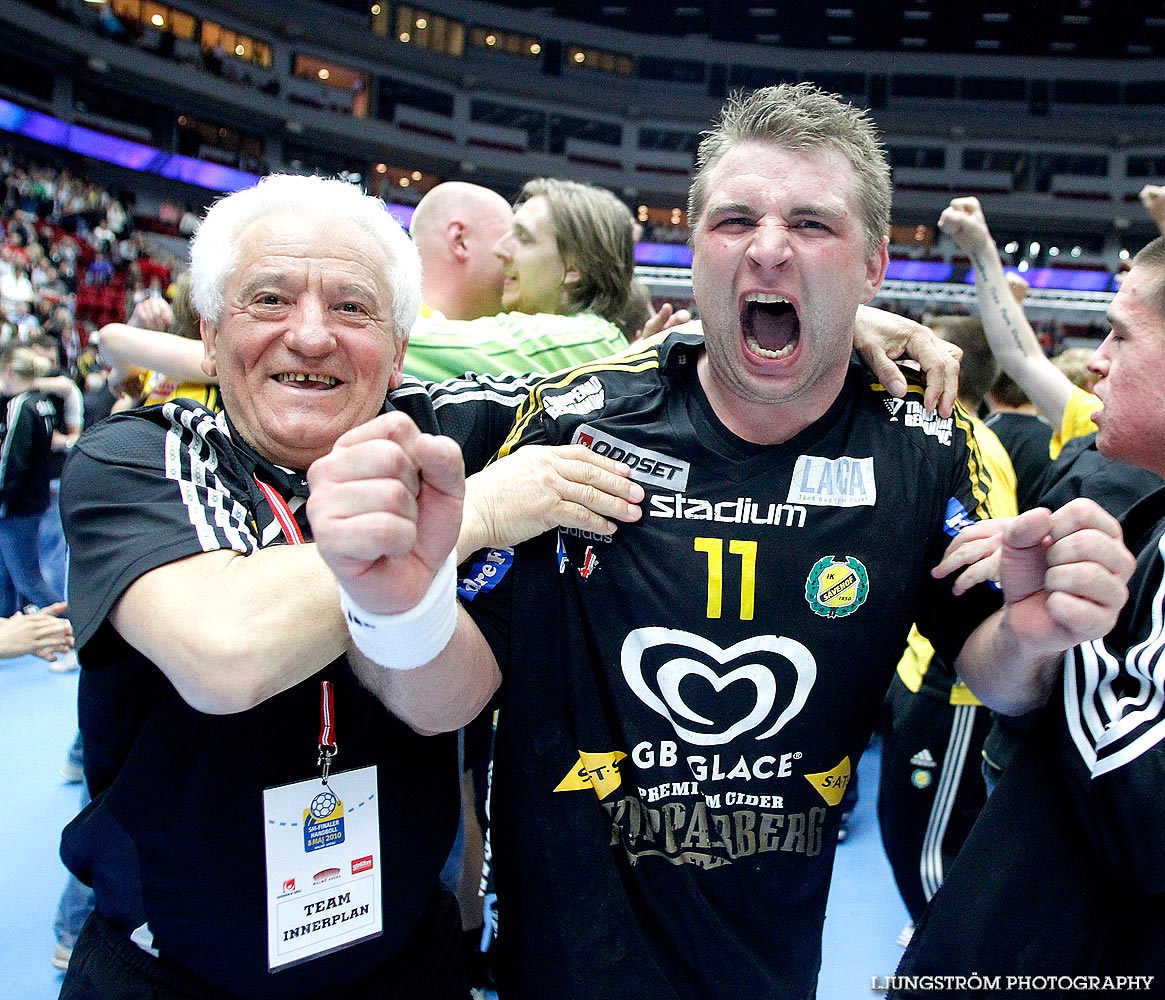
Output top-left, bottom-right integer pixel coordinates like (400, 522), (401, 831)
(896, 413), (1018, 705)
(1050, 384), (1102, 459)
(462, 330), (1004, 1000)
(141, 370), (222, 411)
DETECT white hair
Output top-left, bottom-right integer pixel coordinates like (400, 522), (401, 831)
(188, 174), (422, 340)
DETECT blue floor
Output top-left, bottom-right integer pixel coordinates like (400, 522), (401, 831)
(3, 654), (907, 1000)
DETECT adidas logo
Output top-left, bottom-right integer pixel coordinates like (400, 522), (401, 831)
(909, 749), (937, 769)
(884, 398), (904, 420)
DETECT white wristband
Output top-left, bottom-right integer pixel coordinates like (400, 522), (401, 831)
(339, 551), (458, 670)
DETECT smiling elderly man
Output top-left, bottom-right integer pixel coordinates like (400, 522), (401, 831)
(53, 174), (646, 1000)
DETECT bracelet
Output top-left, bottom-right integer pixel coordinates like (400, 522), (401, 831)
(339, 551), (458, 670)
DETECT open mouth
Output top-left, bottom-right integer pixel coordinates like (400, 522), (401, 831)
(274, 372), (341, 390)
(742, 293), (799, 360)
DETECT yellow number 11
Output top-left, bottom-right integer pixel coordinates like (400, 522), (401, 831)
(693, 537), (757, 621)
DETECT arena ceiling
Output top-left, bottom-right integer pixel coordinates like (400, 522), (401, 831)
(432, 0), (1165, 58)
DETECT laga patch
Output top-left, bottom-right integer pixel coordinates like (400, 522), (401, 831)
(787, 456), (876, 507)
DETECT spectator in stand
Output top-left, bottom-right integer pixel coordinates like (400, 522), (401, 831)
(178, 204), (200, 237)
(9, 299), (41, 336)
(85, 252), (114, 288)
(1, 259), (35, 314)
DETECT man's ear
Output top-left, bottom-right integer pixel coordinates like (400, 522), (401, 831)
(199, 316), (219, 377)
(861, 237), (890, 303)
(386, 333), (409, 390)
(447, 221), (470, 262)
(563, 266), (581, 287)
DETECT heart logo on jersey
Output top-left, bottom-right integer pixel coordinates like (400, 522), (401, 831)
(621, 628), (817, 746)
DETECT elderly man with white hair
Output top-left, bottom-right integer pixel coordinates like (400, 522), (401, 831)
(55, 174), (645, 1000)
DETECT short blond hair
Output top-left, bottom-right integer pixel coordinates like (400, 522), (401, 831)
(1051, 348), (1097, 392)
(689, 82), (891, 257)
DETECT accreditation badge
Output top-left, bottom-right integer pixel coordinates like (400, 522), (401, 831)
(262, 765), (382, 970)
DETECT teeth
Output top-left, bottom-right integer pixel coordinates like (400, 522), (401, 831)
(745, 293), (789, 305)
(745, 331), (797, 360)
(276, 373), (339, 386)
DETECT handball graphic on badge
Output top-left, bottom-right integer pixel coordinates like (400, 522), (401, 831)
(303, 787), (346, 853)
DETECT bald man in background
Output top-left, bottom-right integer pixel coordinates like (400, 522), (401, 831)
(402, 177), (636, 383)
(408, 182), (514, 322)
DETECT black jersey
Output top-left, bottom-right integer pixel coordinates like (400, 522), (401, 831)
(0, 388), (56, 516)
(895, 489), (1165, 991)
(463, 332), (1003, 1000)
(59, 376), (531, 1000)
(983, 410), (1052, 512)
(1060, 488), (1165, 891)
(1037, 431), (1163, 522)
(982, 433), (1164, 776)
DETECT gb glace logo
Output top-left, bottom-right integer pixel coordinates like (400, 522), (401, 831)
(621, 627), (818, 746)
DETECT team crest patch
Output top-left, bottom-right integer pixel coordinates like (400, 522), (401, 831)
(911, 769), (933, 790)
(804, 556), (869, 618)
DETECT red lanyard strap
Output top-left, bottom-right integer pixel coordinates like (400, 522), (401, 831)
(254, 476), (305, 545)
(254, 475), (334, 782)
(318, 679), (338, 785)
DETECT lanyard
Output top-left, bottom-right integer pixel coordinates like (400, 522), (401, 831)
(255, 475), (336, 784)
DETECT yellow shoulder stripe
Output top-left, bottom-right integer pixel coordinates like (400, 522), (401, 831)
(497, 347), (662, 458)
